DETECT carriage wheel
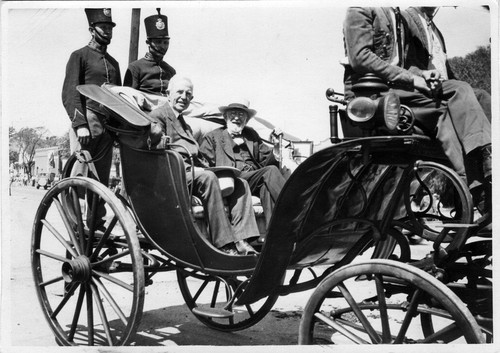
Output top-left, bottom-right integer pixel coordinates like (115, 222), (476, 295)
(176, 269), (279, 331)
(298, 259), (484, 344)
(32, 177), (145, 346)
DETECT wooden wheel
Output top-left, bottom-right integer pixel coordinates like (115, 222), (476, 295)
(299, 259), (484, 344)
(32, 177), (145, 346)
(177, 268), (279, 331)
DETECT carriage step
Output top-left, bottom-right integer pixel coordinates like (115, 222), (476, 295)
(192, 306), (234, 319)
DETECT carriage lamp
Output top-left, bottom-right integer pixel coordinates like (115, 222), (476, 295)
(346, 93), (401, 131)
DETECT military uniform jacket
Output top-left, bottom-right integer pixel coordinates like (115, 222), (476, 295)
(200, 126), (277, 170)
(62, 44), (121, 129)
(123, 54), (176, 96)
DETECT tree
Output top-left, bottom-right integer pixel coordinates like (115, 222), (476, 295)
(11, 127), (50, 179)
(448, 44), (491, 94)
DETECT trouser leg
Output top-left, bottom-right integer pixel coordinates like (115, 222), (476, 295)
(242, 166), (286, 227)
(186, 170), (234, 248)
(225, 178), (259, 241)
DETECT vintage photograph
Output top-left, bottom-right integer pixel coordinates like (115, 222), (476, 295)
(2, 0), (497, 350)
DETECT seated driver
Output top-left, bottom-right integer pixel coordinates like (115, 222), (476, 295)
(342, 7), (491, 213)
(148, 75), (259, 256)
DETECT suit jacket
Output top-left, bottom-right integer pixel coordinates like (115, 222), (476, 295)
(200, 126), (277, 170)
(404, 7), (455, 79)
(343, 7), (414, 98)
(148, 103), (209, 168)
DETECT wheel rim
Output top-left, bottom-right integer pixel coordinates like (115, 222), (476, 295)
(32, 177), (145, 346)
(177, 269), (278, 332)
(299, 260), (484, 344)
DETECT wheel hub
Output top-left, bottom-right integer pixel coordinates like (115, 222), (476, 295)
(62, 255), (92, 283)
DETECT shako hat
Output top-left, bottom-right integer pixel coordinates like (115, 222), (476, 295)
(219, 98), (257, 118)
(144, 8), (170, 39)
(85, 8), (116, 27)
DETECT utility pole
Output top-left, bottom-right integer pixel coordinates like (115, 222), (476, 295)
(129, 9), (141, 63)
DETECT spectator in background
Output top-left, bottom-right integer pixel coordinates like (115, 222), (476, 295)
(123, 9), (176, 96)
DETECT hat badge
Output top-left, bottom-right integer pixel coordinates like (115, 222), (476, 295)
(103, 8), (111, 17)
(156, 18), (165, 30)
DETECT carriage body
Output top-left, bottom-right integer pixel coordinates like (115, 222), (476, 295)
(31, 82), (492, 345)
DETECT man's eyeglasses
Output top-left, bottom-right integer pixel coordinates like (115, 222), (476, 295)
(226, 109), (248, 119)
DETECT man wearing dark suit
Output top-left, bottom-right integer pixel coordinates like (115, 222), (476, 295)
(149, 76), (258, 255)
(200, 99), (286, 228)
(124, 9), (176, 96)
(404, 6), (491, 122)
(343, 7), (491, 212)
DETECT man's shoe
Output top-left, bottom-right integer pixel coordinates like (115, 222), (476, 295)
(234, 240), (259, 255)
(218, 243), (239, 256)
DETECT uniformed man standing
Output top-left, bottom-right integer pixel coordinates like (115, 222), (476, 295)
(123, 9), (176, 96)
(62, 8), (121, 225)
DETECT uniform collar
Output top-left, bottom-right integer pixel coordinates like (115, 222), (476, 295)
(87, 40), (107, 54)
(145, 52), (164, 63)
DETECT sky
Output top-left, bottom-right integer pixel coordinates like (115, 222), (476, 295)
(1, 1), (497, 147)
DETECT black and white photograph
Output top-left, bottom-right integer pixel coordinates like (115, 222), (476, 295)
(2, 0), (498, 351)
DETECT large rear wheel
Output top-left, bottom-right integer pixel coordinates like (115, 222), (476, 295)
(299, 259), (484, 344)
(32, 177), (145, 346)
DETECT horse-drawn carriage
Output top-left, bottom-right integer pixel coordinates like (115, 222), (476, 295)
(31, 75), (492, 345)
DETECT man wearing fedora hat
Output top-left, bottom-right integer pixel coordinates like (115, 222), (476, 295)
(200, 99), (287, 229)
(124, 9), (176, 96)
(62, 8), (121, 225)
(149, 76), (259, 256)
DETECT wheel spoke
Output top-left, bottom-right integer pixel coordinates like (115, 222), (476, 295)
(36, 249), (70, 263)
(53, 196), (83, 255)
(51, 282), (80, 318)
(314, 312), (370, 344)
(39, 275), (64, 287)
(69, 285), (86, 342)
(338, 282), (381, 343)
(374, 274), (391, 343)
(211, 280), (221, 307)
(422, 322), (462, 343)
(86, 284), (94, 346)
(192, 279), (210, 302)
(92, 277), (128, 325)
(90, 282), (114, 346)
(92, 270), (134, 292)
(41, 219), (78, 258)
(89, 217), (117, 262)
(85, 192), (100, 256)
(92, 249), (131, 267)
(394, 288), (423, 343)
(70, 187), (86, 252)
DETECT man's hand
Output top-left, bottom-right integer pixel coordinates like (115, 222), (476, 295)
(76, 126), (91, 146)
(413, 75), (432, 95)
(422, 69), (443, 91)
